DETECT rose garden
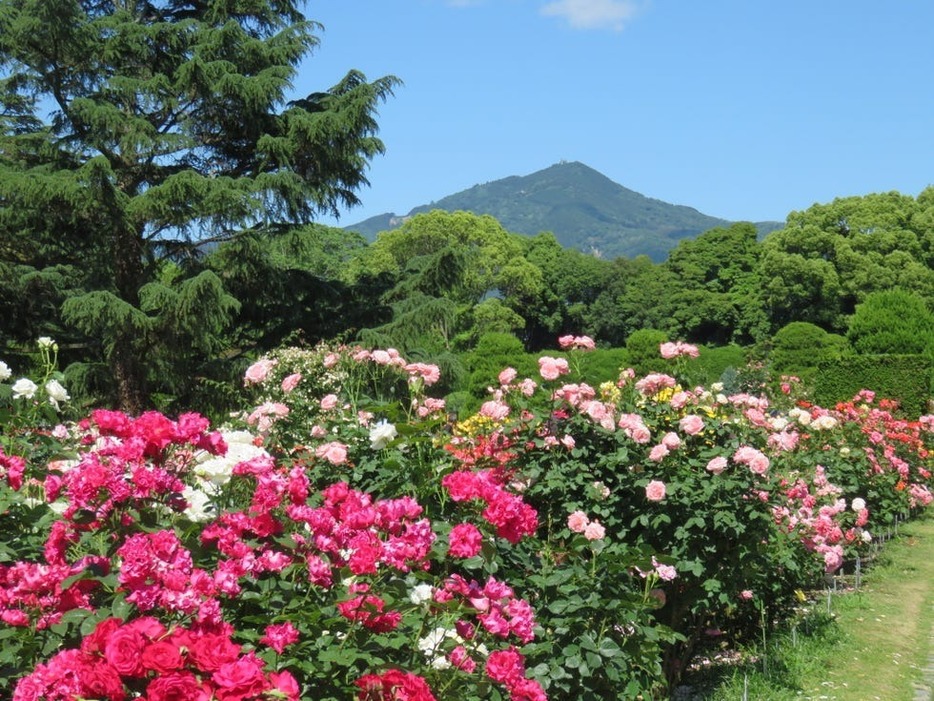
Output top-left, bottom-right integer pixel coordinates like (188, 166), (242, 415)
(0, 336), (930, 700)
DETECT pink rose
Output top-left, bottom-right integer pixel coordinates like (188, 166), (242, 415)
(244, 358), (276, 385)
(583, 520), (605, 541)
(538, 356), (569, 381)
(659, 342), (679, 359)
(739, 589), (754, 601)
(648, 443), (669, 462)
(567, 510), (589, 533)
(280, 373), (301, 393)
(679, 414), (705, 436)
(315, 441), (348, 466)
(498, 367), (518, 385)
(319, 394), (338, 410)
(706, 456), (728, 475)
(645, 480), (667, 502)
(662, 432), (681, 450)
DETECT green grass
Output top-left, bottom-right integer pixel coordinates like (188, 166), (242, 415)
(678, 513), (934, 700)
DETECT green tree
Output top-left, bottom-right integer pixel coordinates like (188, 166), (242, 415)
(770, 321), (848, 380)
(758, 192), (934, 334)
(0, 0), (396, 412)
(846, 289), (934, 355)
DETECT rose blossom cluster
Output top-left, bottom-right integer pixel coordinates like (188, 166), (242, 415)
(557, 334), (596, 351)
(659, 341), (699, 359)
(566, 510), (606, 541)
(436, 574), (537, 646)
(13, 616), (298, 701)
(441, 468), (538, 544)
(42, 410), (227, 525)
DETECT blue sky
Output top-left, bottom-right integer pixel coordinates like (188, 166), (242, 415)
(299, 1), (933, 227)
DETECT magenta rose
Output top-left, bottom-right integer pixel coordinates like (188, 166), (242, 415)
(448, 523), (484, 558)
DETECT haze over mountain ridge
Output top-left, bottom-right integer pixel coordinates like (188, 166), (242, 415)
(345, 161), (783, 262)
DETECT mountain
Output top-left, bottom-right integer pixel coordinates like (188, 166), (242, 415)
(345, 161), (783, 262)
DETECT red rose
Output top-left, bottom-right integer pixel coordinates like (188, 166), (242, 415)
(82, 618), (123, 658)
(141, 640), (184, 674)
(104, 626), (147, 677)
(76, 657), (126, 701)
(187, 633), (241, 672)
(212, 652), (268, 701)
(145, 672), (211, 701)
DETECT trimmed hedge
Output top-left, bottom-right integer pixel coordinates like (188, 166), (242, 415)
(814, 354), (932, 415)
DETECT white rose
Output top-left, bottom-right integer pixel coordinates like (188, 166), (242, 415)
(851, 498), (866, 512)
(37, 336), (55, 349)
(369, 420), (398, 450)
(0, 361), (11, 382)
(409, 583), (435, 605)
(11, 378), (38, 399)
(45, 379), (70, 409)
(182, 485), (215, 522)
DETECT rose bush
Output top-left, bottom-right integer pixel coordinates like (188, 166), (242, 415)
(0, 337), (931, 699)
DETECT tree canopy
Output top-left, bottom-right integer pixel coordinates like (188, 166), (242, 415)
(0, 0), (397, 411)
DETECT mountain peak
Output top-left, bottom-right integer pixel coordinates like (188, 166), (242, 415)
(346, 163), (780, 261)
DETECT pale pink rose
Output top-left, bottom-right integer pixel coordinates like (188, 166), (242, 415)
(281, 373), (302, 393)
(567, 510), (589, 533)
(406, 362), (441, 386)
(543, 435), (559, 448)
(352, 349), (371, 362)
(310, 425), (327, 438)
(574, 335), (596, 350)
(679, 414), (705, 436)
(739, 590), (754, 601)
(519, 378), (537, 396)
(323, 352), (340, 368)
(653, 557), (677, 581)
(479, 400), (510, 421)
(558, 335), (576, 349)
(645, 480), (667, 502)
(583, 520), (605, 541)
(319, 394), (338, 410)
(706, 456), (728, 475)
(370, 349), (391, 365)
(498, 367), (518, 385)
(244, 358), (276, 385)
(662, 432), (681, 450)
(631, 425), (652, 444)
(670, 391), (692, 409)
(560, 434), (576, 449)
(538, 356), (569, 381)
(748, 452), (770, 476)
(659, 342), (679, 359)
(315, 441), (348, 465)
(648, 443), (669, 462)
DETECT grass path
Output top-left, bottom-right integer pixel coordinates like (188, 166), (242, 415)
(690, 513), (934, 700)
(809, 514), (934, 700)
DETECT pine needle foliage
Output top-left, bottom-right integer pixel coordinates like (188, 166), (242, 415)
(0, 0), (398, 412)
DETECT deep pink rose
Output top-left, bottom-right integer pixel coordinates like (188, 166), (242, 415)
(449, 523), (484, 558)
